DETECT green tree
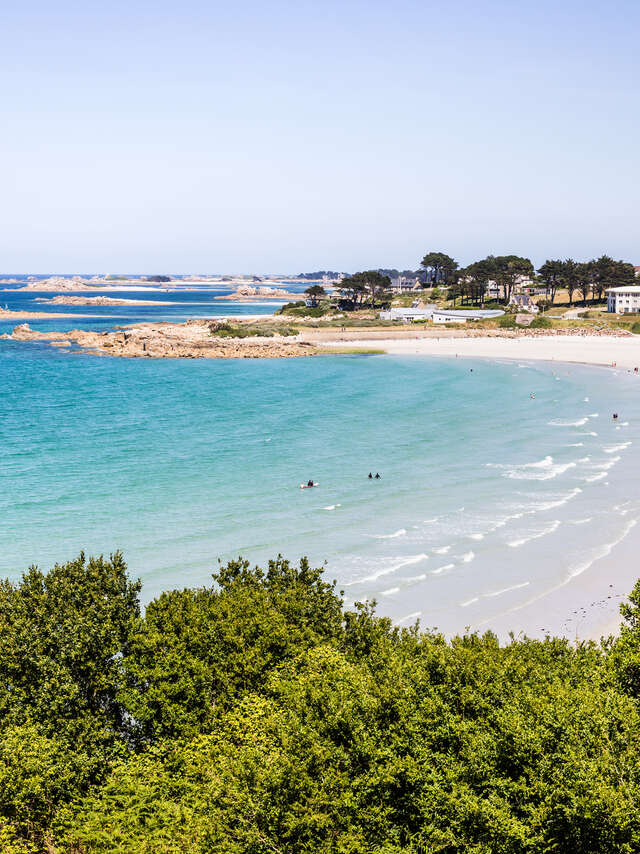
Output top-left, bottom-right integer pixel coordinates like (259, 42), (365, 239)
(304, 284), (326, 298)
(120, 556), (344, 744)
(420, 251), (458, 286)
(341, 271), (391, 307)
(561, 258), (580, 305)
(538, 259), (564, 303)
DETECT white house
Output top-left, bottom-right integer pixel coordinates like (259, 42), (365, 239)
(509, 293), (539, 313)
(606, 286), (640, 314)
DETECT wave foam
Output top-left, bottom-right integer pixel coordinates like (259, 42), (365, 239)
(373, 528), (406, 539)
(508, 519), (561, 548)
(604, 442), (630, 453)
(548, 417), (588, 427)
(568, 520), (637, 578)
(433, 545), (451, 554)
(431, 563), (455, 575)
(483, 581), (530, 598)
(323, 504), (341, 511)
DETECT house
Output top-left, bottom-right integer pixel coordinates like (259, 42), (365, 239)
(607, 286), (640, 313)
(509, 293), (539, 313)
(379, 307), (505, 323)
(389, 276), (421, 292)
(379, 307), (433, 322)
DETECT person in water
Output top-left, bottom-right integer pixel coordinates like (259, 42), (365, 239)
(368, 472), (373, 479)
(375, 473), (381, 479)
(613, 413), (619, 420)
(307, 479), (314, 487)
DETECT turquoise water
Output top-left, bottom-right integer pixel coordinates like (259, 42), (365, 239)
(2, 321), (640, 633)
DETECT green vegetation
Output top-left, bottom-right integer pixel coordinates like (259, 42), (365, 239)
(498, 314), (517, 328)
(632, 321), (640, 334)
(209, 321), (298, 338)
(529, 315), (552, 328)
(277, 300), (334, 318)
(4, 551), (640, 852)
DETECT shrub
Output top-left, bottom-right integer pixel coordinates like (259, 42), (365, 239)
(498, 314), (517, 328)
(530, 315), (552, 329)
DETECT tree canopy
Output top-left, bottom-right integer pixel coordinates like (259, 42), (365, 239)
(2, 552), (640, 852)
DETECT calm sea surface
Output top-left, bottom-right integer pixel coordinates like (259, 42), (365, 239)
(1, 280), (639, 632)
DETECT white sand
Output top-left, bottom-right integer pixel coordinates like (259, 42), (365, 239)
(323, 333), (640, 371)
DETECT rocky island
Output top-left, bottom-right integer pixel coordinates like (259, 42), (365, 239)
(2, 320), (318, 359)
(33, 295), (176, 306)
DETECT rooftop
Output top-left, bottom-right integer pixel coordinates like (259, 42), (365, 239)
(606, 286), (640, 294)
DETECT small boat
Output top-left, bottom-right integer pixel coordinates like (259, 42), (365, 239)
(300, 482), (319, 489)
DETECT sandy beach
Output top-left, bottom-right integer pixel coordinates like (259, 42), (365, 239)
(320, 333), (640, 371)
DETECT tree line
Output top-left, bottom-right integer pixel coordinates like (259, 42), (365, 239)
(422, 251), (636, 306)
(3, 551), (640, 852)
(304, 252), (636, 309)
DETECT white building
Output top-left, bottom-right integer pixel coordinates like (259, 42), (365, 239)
(606, 286), (640, 314)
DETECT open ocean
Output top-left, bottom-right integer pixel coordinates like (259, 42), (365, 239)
(2, 279), (640, 634)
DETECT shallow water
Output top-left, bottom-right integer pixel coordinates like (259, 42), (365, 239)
(2, 317), (639, 633)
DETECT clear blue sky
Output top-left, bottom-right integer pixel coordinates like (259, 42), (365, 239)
(1, 0), (638, 273)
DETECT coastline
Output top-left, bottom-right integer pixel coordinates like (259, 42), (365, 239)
(319, 332), (640, 371)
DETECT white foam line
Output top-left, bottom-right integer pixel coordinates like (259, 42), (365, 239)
(474, 518), (639, 631)
(395, 611), (421, 625)
(433, 545), (451, 554)
(345, 553), (430, 585)
(431, 563), (455, 575)
(568, 520), (638, 578)
(381, 586), (400, 596)
(508, 519), (561, 548)
(548, 417), (588, 427)
(483, 581), (530, 598)
(323, 504), (341, 510)
(460, 596), (479, 607)
(372, 528), (407, 539)
(469, 533), (484, 540)
(604, 442), (630, 453)
(460, 551), (475, 563)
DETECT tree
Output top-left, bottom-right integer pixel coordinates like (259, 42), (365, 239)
(492, 255), (534, 303)
(576, 261), (595, 305)
(560, 258), (580, 305)
(538, 259), (564, 303)
(461, 257), (498, 306)
(341, 271), (391, 308)
(420, 251), (458, 286)
(304, 284), (326, 298)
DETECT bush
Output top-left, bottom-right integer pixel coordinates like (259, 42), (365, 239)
(530, 315), (552, 329)
(631, 321), (640, 335)
(498, 314), (517, 328)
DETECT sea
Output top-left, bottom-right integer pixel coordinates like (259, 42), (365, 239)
(2, 277), (640, 635)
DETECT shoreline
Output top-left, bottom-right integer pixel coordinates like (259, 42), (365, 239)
(318, 332), (640, 371)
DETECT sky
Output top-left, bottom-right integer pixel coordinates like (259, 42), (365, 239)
(1, 0), (638, 273)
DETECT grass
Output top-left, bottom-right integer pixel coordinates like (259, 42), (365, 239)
(209, 322), (299, 338)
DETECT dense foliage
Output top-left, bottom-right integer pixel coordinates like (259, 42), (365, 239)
(3, 552), (640, 852)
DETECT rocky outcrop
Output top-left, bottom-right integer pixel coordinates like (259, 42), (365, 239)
(2, 321), (318, 359)
(33, 295), (173, 306)
(217, 285), (302, 301)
